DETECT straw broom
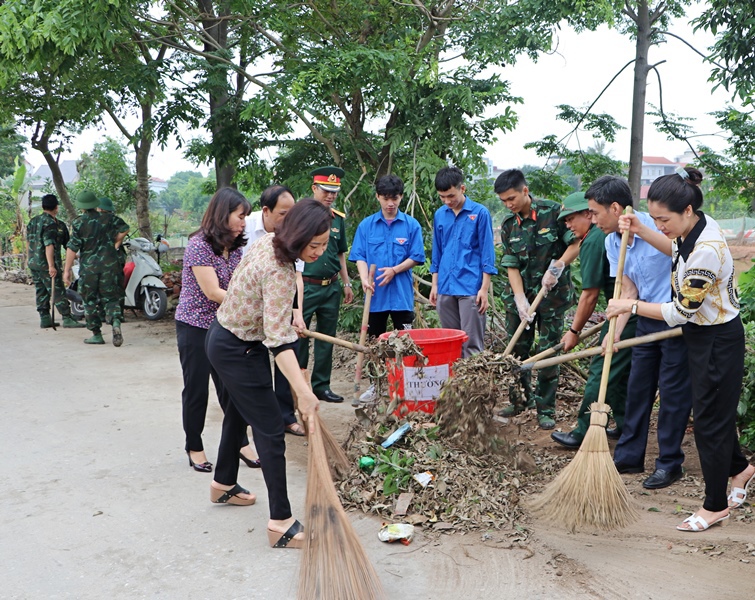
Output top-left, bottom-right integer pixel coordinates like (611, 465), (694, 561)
(298, 413), (385, 600)
(293, 373), (385, 599)
(530, 207), (638, 532)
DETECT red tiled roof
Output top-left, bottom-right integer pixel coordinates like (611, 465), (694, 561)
(642, 156), (674, 164)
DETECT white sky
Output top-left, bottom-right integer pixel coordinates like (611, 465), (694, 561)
(27, 7), (742, 180)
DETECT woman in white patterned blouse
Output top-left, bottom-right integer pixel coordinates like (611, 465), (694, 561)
(607, 167), (754, 533)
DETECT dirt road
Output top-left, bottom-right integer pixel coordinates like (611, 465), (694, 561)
(1, 280), (753, 599)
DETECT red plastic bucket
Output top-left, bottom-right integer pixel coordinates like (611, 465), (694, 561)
(378, 328), (468, 414)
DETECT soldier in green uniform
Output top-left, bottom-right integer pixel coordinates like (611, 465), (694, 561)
(98, 197), (130, 318)
(496, 169), (580, 430)
(26, 194), (84, 329)
(550, 193), (637, 448)
(63, 191), (124, 347)
(297, 166), (354, 402)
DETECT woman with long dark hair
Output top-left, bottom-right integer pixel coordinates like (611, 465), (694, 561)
(607, 167), (755, 532)
(205, 197), (330, 549)
(175, 188), (258, 472)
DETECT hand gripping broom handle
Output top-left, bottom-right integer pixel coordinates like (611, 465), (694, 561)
(521, 321), (604, 365)
(353, 264), (377, 406)
(302, 329), (369, 354)
(596, 206), (633, 409)
(502, 286), (549, 358)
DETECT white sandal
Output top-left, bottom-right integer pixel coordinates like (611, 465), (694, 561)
(676, 513), (729, 532)
(728, 470), (755, 509)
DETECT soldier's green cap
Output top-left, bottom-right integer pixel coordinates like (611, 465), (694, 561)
(98, 197), (114, 212)
(310, 165), (345, 192)
(558, 192), (590, 220)
(76, 191), (100, 210)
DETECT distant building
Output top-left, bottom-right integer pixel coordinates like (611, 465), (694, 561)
(639, 155), (691, 199)
(149, 177), (168, 195)
(29, 160), (80, 198)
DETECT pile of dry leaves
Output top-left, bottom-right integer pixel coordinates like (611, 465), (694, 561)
(336, 347), (586, 537)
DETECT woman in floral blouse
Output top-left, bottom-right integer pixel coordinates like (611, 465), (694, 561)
(175, 188), (257, 473)
(205, 198), (328, 549)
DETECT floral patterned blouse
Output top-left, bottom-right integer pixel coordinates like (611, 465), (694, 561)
(175, 234), (243, 329)
(217, 233), (298, 349)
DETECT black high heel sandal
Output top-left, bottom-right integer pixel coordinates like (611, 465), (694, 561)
(239, 453), (261, 469)
(187, 451), (213, 473)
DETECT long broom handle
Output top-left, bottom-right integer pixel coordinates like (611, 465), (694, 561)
(596, 207), (633, 408)
(353, 264), (376, 406)
(521, 321), (604, 365)
(502, 286), (549, 358)
(302, 329), (369, 354)
(522, 326), (682, 371)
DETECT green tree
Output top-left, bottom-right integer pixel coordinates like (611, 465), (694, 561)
(70, 138), (137, 214)
(0, 123), (26, 178)
(134, 0), (623, 230)
(694, 1), (755, 105)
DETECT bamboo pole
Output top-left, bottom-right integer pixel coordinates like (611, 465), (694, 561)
(521, 326), (683, 371)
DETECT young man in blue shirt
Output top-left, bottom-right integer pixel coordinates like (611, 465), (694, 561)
(429, 166), (497, 357)
(588, 175), (692, 490)
(349, 175), (425, 336)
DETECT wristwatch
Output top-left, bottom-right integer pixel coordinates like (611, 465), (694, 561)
(631, 301), (639, 315)
(344, 283), (352, 288)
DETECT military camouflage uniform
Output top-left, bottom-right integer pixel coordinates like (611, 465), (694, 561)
(298, 209), (347, 394)
(27, 212), (74, 318)
(100, 211), (130, 315)
(67, 210), (123, 332)
(500, 197), (576, 417)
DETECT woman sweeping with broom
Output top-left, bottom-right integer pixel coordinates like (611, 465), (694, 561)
(607, 167), (755, 532)
(205, 198), (331, 548)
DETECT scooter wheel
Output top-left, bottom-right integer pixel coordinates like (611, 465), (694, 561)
(142, 287), (167, 320)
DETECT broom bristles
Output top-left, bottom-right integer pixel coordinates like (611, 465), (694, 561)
(530, 403), (638, 532)
(298, 413), (385, 600)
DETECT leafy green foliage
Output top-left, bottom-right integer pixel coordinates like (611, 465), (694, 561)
(694, 2), (755, 105)
(70, 137), (136, 213)
(735, 272), (755, 449)
(0, 123), (26, 178)
(524, 104), (627, 197)
(374, 447), (415, 497)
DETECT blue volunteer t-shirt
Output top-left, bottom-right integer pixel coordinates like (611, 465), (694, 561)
(348, 210), (425, 312)
(605, 211), (672, 303)
(430, 197), (497, 296)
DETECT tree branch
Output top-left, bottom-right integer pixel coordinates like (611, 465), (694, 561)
(659, 30), (730, 71)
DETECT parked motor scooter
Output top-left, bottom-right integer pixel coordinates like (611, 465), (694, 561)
(67, 237), (169, 321)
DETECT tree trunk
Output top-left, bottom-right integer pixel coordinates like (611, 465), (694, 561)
(32, 129), (76, 221)
(198, 0), (236, 190)
(627, 1), (653, 208)
(134, 102), (153, 241)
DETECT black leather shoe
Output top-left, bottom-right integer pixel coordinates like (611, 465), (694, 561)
(614, 461), (644, 474)
(315, 389), (344, 403)
(642, 467), (683, 489)
(606, 427), (622, 440)
(551, 431), (582, 449)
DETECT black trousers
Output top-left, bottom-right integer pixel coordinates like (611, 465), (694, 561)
(367, 310), (414, 337)
(176, 320), (249, 453)
(613, 317), (692, 472)
(274, 340), (298, 426)
(683, 316), (749, 512)
(205, 319), (291, 520)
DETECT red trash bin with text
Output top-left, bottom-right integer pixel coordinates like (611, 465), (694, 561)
(378, 328), (468, 415)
